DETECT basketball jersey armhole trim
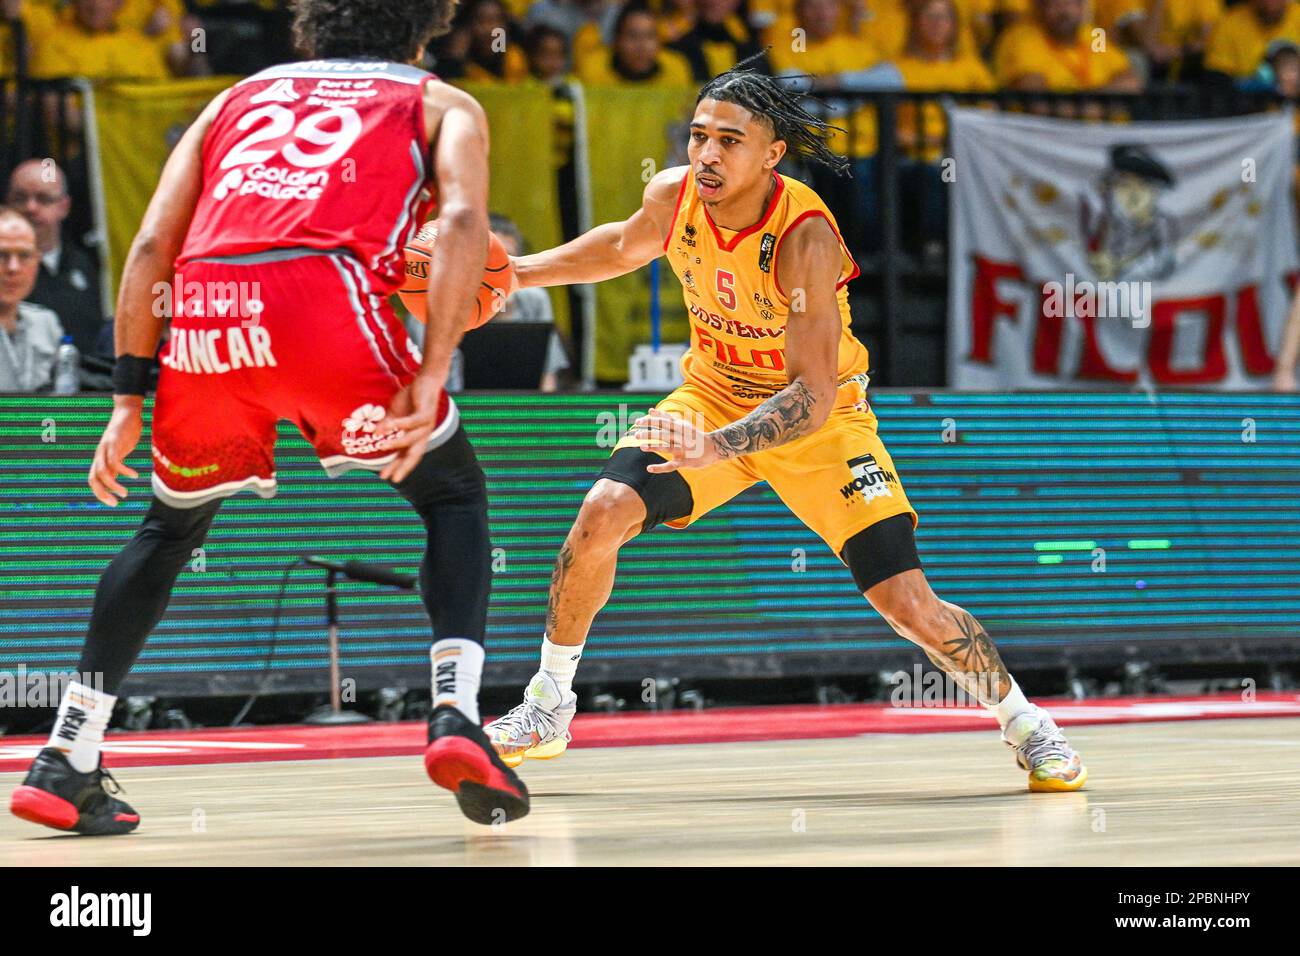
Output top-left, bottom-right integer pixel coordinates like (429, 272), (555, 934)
(419, 75), (435, 155)
(771, 209), (861, 301)
(662, 171), (692, 252)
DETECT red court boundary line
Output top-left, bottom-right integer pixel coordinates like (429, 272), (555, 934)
(2, 693), (1298, 771)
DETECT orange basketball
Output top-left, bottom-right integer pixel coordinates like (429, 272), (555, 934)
(398, 220), (514, 330)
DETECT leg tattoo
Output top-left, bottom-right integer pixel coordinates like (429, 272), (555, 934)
(545, 542), (576, 635)
(924, 605), (1012, 706)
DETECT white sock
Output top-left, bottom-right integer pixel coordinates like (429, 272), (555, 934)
(540, 635), (583, 699)
(430, 639), (484, 725)
(48, 680), (116, 773)
(989, 678), (1033, 729)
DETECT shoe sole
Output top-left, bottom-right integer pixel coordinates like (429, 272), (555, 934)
(1028, 767), (1088, 793)
(9, 785), (139, 835)
(10, 785), (78, 830)
(498, 737), (568, 768)
(424, 737), (530, 825)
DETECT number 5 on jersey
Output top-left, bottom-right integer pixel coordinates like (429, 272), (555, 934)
(715, 269), (736, 311)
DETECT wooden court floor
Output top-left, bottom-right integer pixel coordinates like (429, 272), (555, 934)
(2, 717), (1297, 866)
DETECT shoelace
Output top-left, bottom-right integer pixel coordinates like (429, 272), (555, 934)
(493, 699), (570, 743)
(1018, 718), (1073, 766)
(98, 767), (125, 796)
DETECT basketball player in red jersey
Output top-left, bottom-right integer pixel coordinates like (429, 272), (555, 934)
(8, 0), (529, 834)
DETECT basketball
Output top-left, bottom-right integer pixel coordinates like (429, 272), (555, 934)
(398, 220), (514, 329)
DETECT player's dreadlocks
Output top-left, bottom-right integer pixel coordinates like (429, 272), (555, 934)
(697, 55), (852, 177)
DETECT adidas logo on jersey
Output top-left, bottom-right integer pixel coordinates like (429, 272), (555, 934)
(250, 78), (300, 104)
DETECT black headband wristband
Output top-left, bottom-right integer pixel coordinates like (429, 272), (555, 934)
(112, 354), (154, 396)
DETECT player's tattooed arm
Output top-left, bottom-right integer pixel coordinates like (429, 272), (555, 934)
(637, 215), (845, 472)
(709, 381), (820, 458)
(709, 214), (845, 459)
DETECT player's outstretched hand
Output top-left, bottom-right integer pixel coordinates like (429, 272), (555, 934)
(634, 409), (720, 473)
(380, 374), (444, 484)
(88, 398), (143, 507)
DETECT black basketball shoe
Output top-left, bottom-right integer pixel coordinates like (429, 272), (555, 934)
(425, 705), (530, 825)
(9, 748), (140, 836)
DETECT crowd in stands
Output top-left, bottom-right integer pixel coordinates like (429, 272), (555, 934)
(3, 0), (1300, 91)
(6, 1), (1300, 391)
(1, 160), (111, 392)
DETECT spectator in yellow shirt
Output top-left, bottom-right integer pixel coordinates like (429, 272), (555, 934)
(2, 0), (59, 77)
(768, 0), (877, 83)
(770, 0), (904, 251)
(897, 0), (996, 159)
(1204, 0), (1300, 78)
(855, 0), (985, 58)
(1095, 0), (1221, 81)
(995, 0), (1142, 90)
(896, 0), (996, 252)
(523, 24), (577, 169)
(669, 0), (764, 81)
(29, 0), (172, 80)
(525, 21), (572, 82)
(461, 0), (530, 82)
(119, 0), (206, 76)
(576, 4), (694, 85)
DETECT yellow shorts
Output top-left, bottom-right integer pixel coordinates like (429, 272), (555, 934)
(613, 381), (917, 557)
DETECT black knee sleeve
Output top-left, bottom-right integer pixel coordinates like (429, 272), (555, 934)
(840, 513), (923, 593)
(596, 447), (694, 533)
(390, 425), (491, 644)
(79, 496), (221, 693)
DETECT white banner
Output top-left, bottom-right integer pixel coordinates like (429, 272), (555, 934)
(947, 107), (1298, 389)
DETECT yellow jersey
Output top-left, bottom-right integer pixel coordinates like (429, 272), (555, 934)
(1205, 3), (1300, 78)
(994, 20), (1132, 90)
(765, 32), (880, 157)
(662, 169), (870, 407)
(576, 48), (695, 86)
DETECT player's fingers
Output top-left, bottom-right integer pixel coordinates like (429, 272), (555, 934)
(383, 412), (433, 436)
(382, 441), (425, 484)
(383, 421), (433, 452)
(645, 457), (682, 474)
(633, 417), (686, 444)
(87, 446), (119, 506)
(380, 428), (431, 480)
(89, 463), (123, 506)
(101, 467), (130, 502)
(632, 426), (670, 444)
(634, 411), (675, 428)
(88, 471), (117, 507)
(119, 463), (140, 480)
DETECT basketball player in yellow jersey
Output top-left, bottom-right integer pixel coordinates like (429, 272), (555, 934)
(487, 65), (1086, 793)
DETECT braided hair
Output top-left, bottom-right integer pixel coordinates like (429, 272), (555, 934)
(696, 56), (851, 177)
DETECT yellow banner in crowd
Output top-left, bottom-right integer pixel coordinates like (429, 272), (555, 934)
(454, 82), (565, 331)
(94, 78), (564, 327)
(580, 85), (697, 382)
(93, 78), (703, 379)
(95, 77), (235, 292)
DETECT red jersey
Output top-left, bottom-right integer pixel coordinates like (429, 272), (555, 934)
(178, 58), (439, 292)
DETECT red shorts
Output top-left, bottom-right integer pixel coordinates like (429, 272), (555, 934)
(150, 250), (456, 508)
